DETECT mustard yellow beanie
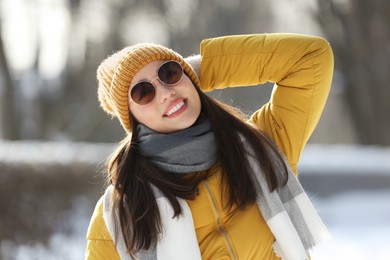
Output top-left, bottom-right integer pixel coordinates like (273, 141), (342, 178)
(97, 43), (201, 133)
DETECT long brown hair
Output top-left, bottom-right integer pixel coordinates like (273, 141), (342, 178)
(107, 84), (288, 257)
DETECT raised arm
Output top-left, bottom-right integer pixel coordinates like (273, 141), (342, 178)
(199, 34), (334, 173)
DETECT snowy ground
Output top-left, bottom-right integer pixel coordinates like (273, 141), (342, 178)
(301, 145), (390, 260)
(311, 190), (390, 260)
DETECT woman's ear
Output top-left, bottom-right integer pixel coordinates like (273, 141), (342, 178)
(184, 54), (201, 79)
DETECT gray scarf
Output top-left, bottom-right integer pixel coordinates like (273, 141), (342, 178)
(136, 116), (218, 174)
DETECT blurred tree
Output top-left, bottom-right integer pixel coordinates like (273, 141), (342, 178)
(315, 0), (390, 145)
(0, 26), (18, 140)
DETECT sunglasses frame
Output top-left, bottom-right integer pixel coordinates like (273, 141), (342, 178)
(129, 60), (184, 106)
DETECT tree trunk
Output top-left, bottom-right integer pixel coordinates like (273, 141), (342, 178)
(316, 0), (390, 145)
(0, 28), (18, 140)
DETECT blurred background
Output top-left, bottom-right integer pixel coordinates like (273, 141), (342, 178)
(0, 0), (389, 259)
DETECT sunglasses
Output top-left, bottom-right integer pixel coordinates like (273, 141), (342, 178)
(129, 60), (184, 105)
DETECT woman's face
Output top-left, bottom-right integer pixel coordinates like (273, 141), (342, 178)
(128, 60), (201, 133)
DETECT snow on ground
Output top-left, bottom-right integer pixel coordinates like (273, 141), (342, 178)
(311, 190), (390, 260)
(0, 196), (90, 260)
(300, 145), (390, 259)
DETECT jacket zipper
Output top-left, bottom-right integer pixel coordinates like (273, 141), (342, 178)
(201, 181), (237, 260)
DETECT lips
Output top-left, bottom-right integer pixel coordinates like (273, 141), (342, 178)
(163, 98), (187, 117)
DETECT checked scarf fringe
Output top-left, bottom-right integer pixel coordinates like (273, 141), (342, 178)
(243, 136), (330, 260)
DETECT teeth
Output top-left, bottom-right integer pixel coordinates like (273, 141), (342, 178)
(166, 101), (185, 116)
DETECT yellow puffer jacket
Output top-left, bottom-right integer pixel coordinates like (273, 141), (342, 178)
(85, 34), (334, 259)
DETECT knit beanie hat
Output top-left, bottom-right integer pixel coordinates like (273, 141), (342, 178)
(97, 43), (201, 133)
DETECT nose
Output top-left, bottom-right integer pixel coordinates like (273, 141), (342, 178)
(153, 79), (176, 103)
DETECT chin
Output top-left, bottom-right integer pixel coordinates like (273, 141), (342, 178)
(185, 114), (200, 128)
(169, 116), (198, 133)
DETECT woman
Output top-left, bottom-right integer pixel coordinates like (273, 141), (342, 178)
(86, 33), (334, 260)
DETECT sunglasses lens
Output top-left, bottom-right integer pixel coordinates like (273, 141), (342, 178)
(130, 82), (155, 105)
(130, 61), (183, 106)
(158, 61), (183, 85)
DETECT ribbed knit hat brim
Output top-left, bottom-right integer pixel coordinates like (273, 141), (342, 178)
(97, 43), (200, 133)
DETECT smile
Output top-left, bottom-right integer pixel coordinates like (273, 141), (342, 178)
(166, 100), (185, 116)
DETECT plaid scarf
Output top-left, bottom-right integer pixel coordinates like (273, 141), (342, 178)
(242, 137), (330, 259)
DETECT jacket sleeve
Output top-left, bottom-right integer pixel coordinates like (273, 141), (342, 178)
(85, 196), (120, 260)
(199, 33), (334, 174)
